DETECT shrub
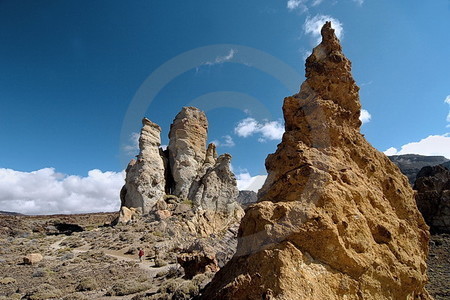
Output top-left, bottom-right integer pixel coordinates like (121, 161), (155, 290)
(76, 277), (98, 291)
(154, 258), (168, 267)
(106, 281), (152, 296)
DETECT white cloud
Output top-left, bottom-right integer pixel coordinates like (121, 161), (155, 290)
(123, 132), (140, 155)
(445, 95), (450, 105)
(359, 109), (372, 124)
(383, 147), (398, 156)
(0, 168), (124, 215)
(383, 134), (450, 159)
(211, 135), (235, 148)
(236, 172), (267, 192)
(445, 95), (450, 123)
(287, 0), (363, 12)
(304, 14), (344, 45)
(287, 0), (307, 11)
(311, 0), (324, 6)
(204, 49), (236, 67)
(234, 117), (284, 142)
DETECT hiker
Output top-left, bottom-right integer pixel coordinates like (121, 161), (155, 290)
(138, 248), (144, 262)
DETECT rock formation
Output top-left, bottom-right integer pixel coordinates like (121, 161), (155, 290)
(121, 118), (166, 213)
(389, 154), (449, 185)
(236, 190), (257, 208)
(120, 107), (243, 235)
(201, 22), (430, 299)
(168, 107), (208, 199)
(414, 165), (450, 233)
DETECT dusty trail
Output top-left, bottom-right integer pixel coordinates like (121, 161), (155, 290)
(50, 235), (176, 277)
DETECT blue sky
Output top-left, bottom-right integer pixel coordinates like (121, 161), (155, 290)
(1, 0), (449, 214)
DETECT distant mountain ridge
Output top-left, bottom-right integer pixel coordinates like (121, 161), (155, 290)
(0, 211), (24, 216)
(388, 154), (449, 184)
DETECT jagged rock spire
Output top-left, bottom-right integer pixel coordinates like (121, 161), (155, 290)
(120, 118), (166, 214)
(201, 22), (430, 300)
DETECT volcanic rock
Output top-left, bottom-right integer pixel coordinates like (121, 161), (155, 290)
(168, 107), (208, 199)
(237, 190), (257, 208)
(121, 118), (166, 213)
(23, 253), (43, 265)
(414, 165), (450, 233)
(202, 22), (430, 300)
(120, 107), (243, 236)
(389, 154), (449, 185)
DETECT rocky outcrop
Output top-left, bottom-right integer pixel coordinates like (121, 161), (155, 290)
(120, 107), (243, 235)
(236, 191), (257, 208)
(414, 165), (450, 233)
(190, 154), (239, 214)
(389, 154), (449, 185)
(202, 22), (430, 300)
(114, 206), (140, 225)
(121, 118), (166, 213)
(168, 107), (208, 199)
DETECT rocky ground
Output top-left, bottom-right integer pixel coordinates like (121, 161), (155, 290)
(427, 233), (450, 299)
(0, 212), (238, 300)
(0, 213), (448, 299)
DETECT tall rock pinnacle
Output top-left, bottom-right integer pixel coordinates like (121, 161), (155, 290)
(119, 107), (243, 232)
(121, 118), (166, 214)
(168, 107), (208, 199)
(201, 22), (431, 299)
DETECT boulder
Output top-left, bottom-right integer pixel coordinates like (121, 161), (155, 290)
(115, 206), (139, 225)
(201, 22), (430, 300)
(23, 253), (43, 265)
(414, 165), (450, 233)
(121, 118), (166, 213)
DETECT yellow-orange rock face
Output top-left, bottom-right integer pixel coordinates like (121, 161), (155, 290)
(201, 22), (431, 300)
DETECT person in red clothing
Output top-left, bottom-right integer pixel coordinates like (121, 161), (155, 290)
(138, 248), (144, 262)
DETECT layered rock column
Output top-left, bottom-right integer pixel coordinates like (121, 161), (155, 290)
(168, 107), (208, 199)
(121, 118), (166, 214)
(202, 22), (430, 300)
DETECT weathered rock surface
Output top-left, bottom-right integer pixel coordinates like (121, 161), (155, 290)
(389, 154), (449, 185)
(237, 190), (257, 208)
(120, 107), (243, 237)
(414, 165), (450, 233)
(191, 154), (240, 215)
(202, 22), (430, 300)
(114, 206), (139, 225)
(168, 107), (208, 199)
(121, 118), (166, 213)
(23, 253), (43, 265)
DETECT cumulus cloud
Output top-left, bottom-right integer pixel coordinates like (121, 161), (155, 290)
(352, 0), (364, 5)
(359, 109), (372, 124)
(0, 168), (124, 215)
(304, 14), (344, 45)
(236, 172), (267, 192)
(123, 132), (140, 155)
(211, 135), (235, 148)
(383, 134), (450, 158)
(234, 117), (284, 142)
